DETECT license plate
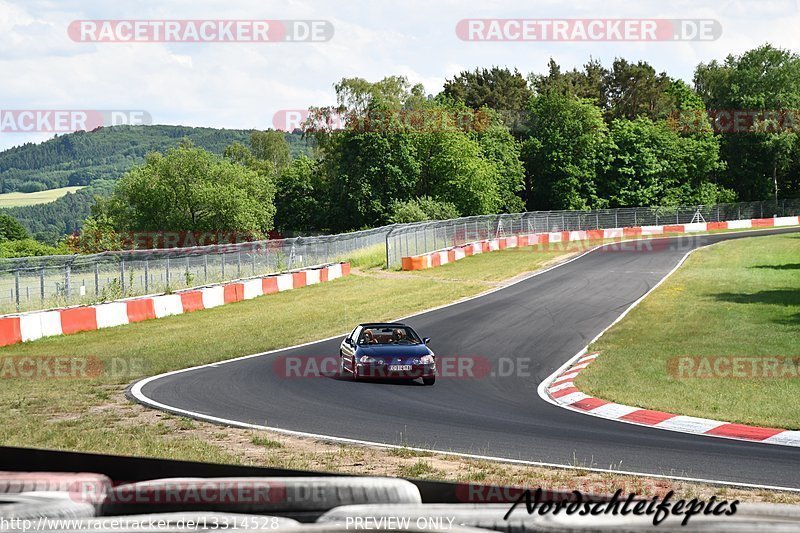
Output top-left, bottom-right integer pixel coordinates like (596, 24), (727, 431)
(389, 365), (412, 371)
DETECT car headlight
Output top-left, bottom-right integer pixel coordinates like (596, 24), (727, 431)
(420, 355), (435, 365)
(359, 356), (377, 363)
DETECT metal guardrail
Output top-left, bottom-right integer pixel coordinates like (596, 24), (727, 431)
(0, 199), (798, 314)
(0, 226), (393, 314)
(384, 199), (800, 268)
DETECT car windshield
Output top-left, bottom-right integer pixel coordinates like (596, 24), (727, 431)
(358, 326), (421, 345)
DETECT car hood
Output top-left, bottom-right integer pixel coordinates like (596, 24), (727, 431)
(357, 344), (432, 359)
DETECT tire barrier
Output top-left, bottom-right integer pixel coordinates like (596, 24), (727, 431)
(100, 477), (421, 520)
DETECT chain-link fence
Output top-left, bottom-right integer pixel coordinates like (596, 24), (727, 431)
(1, 199), (798, 314)
(0, 226), (392, 314)
(385, 199), (800, 268)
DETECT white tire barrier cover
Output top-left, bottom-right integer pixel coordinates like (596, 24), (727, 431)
(0, 492), (96, 519)
(0, 472), (110, 500)
(101, 477), (421, 517)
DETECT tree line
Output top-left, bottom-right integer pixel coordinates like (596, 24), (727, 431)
(5, 43), (800, 254)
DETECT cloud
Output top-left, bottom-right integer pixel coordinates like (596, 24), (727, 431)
(1, 0), (798, 149)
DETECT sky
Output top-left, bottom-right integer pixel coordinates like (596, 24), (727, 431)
(1, 0), (800, 150)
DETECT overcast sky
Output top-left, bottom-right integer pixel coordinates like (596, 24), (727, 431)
(2, 0), (799, 150)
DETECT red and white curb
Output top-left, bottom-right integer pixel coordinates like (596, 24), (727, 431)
(0, 262), (350, 348)
(547, 352), (800, 448)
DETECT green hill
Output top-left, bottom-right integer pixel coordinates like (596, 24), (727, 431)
(0, 125), (313, 242)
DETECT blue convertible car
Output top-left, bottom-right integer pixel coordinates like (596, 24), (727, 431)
(339, 323), (436, 385)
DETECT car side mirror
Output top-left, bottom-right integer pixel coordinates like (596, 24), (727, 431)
(423, 337), (431, 345)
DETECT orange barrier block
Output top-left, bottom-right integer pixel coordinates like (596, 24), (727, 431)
(127, 299), (156, 323)
(517, 235), (529, 247)
(663, 225), (684, 233)
(431, 253), (441, 267)
(223, 283), (244, 303)
(292, 271), (307, 288)
(320, 268), (329, 282)
(262, 277), (279, 294)
(561, 231), (570, 242)
(539, 233), (549, 245)
(481, 242), (490, 252)
(586, 230), (604, 240)
(707, 221), (728, 230)
(60, 307), (98, 335)
(180, 291), (205, 313)
(0, 317), (21, 347)
(447, 250), (457, 262)
(342, 262), (351, 276)
(751, 218), (775, 227)
(464, 246), (474, 256)
(498, 239), (507, 250)
(623, 227), (642, 236)
(401, 257), (425, 271)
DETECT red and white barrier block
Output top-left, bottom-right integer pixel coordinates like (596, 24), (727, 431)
(400, 216), (800, 270)
(0, 262), (351, 348)
(547, 352), (800, 448)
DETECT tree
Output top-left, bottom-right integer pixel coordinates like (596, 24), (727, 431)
(694, 44), (800, 200)
(274, 156), (325, 232)
(601, 117), (728, 207)
(106, 141), (276, 236)
(521, 92), (610, 211)
(250, 131), (291, 175)
(0, 214), (30, 242)
(473, 120), (525, 212)
(443, 67), (532, 134)
(420, 131), (502, 215)
(603, 59), (675, 121)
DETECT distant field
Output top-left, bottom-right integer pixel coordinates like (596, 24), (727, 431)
(0, 186), (84, 207)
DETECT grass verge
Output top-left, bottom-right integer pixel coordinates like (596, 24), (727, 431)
(577, 232), (800, 429)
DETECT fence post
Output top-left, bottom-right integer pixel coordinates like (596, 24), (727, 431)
(385, 230), (392, 269)
(204, 254), (208, 282)
(120, 259), (126, 294)
(237, 251), (242, 278)
(65, 264), (71, 302)
(40, 268), (45, 302)
(166, 256), (171, 287)
(94, 262), (99, 296)
(14, 270), (20, 311)
(144, 259), (149, 293)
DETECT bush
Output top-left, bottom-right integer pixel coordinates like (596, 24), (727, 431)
(388, 196), (460, 223)
(0, 238), (67, 258)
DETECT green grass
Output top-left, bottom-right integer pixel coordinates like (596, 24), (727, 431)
(577, 232), (800, 429)
(0, 246), (570, 457)
(0, 186), (84, 207)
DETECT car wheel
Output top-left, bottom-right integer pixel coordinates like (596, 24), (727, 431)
(422, 376), (435, 386)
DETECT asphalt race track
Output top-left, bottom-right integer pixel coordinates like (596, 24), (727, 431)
(135, 228), (800, 490)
